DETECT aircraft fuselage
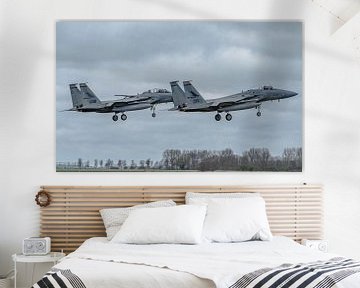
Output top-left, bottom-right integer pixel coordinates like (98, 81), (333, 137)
(180, 87), (297, 112)
(68, 83), (173, 121)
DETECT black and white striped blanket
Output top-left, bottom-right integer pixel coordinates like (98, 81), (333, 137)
(32, 268), (86, 288)
(229, 257), (360, 288)
(32, 258), (360, 288)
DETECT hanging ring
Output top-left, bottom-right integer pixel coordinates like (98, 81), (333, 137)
(35, 190), (51, 207)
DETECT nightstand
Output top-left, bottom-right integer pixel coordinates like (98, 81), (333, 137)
(12, 252), (65, 288)
(301, 239), (328, 252)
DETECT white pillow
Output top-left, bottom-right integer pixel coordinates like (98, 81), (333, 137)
(100, 200), (176, 240)
(111, 205), (207, 244)
(202, 197), (272, 243)
(186, 192), (259, 204)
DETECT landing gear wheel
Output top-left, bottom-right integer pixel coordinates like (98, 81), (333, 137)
(256, 111), (261, 117)
(215, 114), (222, 121)
(152, 112), (156, 118)
(112, 115), (118, 122)
(121, 114), (127, 121)
(225, 113), (232, 121)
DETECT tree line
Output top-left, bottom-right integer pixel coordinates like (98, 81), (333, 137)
(56, 147), (302, 171)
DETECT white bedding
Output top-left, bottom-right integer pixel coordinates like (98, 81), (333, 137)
(53, 237), (360, 288)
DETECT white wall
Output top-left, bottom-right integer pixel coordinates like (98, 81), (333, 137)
(1, 0), (360, 286)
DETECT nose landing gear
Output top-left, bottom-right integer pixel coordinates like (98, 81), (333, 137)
(256, 106), (262, 117)
(151, 105), (157, 118)
(215, 113), (222, 121)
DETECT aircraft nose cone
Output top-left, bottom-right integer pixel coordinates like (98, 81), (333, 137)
(286, 91), (298, 97)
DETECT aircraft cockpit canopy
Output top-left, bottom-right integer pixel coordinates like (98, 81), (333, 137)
(263, 86), (274, 90)
(143, 88), (170, 94)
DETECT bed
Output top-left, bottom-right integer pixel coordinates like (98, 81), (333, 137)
(33, 236), (360, 288)
(33, 185), (360, 288)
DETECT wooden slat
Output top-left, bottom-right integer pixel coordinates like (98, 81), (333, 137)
(39, 184), (323, 253)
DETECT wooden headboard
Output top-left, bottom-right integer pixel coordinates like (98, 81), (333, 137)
(39, 184), (323, 253)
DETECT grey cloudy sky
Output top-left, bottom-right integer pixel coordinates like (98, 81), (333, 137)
(56, 21), (302, 163)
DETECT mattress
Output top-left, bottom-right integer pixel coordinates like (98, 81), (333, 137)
(35, 236), (360, 288)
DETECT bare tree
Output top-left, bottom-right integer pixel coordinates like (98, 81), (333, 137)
(105, 158), (113, 168)
(145, 158), (151, 169)
(258, 148), (270, 170)
(139, 160), (145, 169)
(283, 148), (297, 170)
(130, 160), (137, 169)
(77, 158), (82, 168)
(70, 147), (301, 172)
(296, 147), (302, 169)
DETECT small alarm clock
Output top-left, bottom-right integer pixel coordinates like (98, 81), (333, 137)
(23, 237), (51, 255)
(301, 239), (328, 252)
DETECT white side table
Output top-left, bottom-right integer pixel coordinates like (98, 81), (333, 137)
(12, 252), (65, 288)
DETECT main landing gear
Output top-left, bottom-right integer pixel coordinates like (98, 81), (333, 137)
(215, 113), (233, 121)
(120, 114), (127, 121)
(112, 113), (127, 121)
(112, 114), (118, 121)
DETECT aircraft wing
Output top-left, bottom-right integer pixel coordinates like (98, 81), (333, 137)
(114, 95), (152, 102)
(209, 99), (256, 108)
(181, 96), (261, 111)
(239, 95), (267, 102)
(208, 93), (264, 108)
(103, 96), (153, 108)
(59, 108), (77, 112)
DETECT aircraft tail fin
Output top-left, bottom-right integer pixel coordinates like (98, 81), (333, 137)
(69, 83), (102, 109)
(79, 83), (102, 105)
(183, 81), (206, 104)
(69, 84), (83, 109)
(170, 81), (188, 108)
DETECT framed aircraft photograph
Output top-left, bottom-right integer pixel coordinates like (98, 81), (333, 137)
(56, 21), (302, 172)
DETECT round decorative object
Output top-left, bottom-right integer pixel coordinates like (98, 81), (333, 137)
(35, 190), (51, 207)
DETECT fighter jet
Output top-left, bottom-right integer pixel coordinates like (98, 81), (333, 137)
(67, 83), (173, 121)
(170, 81), (298, 121)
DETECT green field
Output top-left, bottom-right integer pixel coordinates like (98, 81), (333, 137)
(56, 167), (198, 172)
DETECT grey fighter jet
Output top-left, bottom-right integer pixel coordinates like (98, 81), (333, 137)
(67, 83), (173, 121)
(170, 81), (298, 121)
